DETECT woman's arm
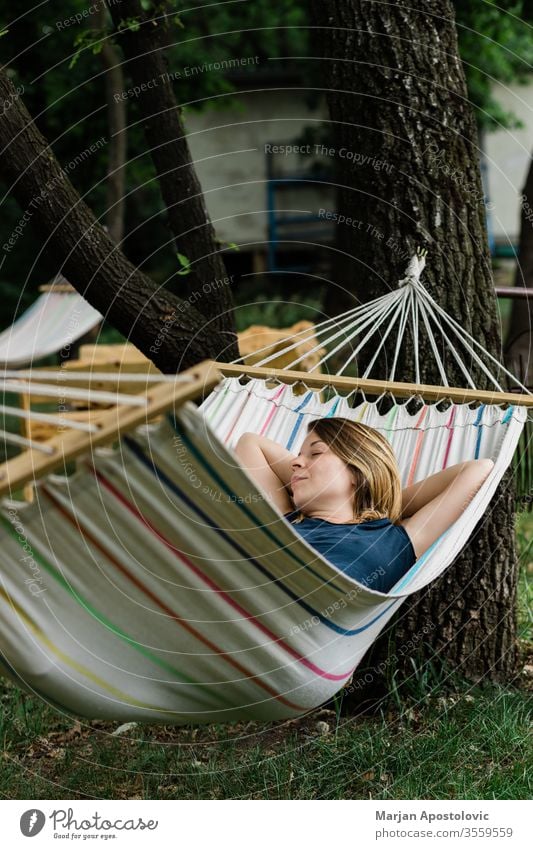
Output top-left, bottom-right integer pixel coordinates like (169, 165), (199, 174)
(399, 458), (495, 559)
(401, 460), (491, 518)
(233, 433), (296, 514)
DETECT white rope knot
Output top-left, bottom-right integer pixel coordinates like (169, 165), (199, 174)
(398, 247), (427, 287)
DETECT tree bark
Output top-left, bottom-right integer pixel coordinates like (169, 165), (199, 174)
(308, 0), (519, 702)
(503, 152), (533, 390)
(106, 0), (235, 332)
(0, 69), (239, 373)
(96, 4), (127, 245)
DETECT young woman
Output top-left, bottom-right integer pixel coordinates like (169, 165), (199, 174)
(234, 416), (494, 593)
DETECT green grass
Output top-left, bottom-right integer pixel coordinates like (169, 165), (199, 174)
(0, 678), (530, 800)
(516, 508), (532, 639)
(0, 511), (530, 800)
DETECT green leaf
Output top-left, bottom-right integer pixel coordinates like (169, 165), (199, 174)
(176, 252), (191, 275)
(69, 28), (106, 69)
(0, 28), (9, 38)
(118, 17), (142, 33)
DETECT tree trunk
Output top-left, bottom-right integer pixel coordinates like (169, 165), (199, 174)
(308, 0), (519, 704)
(97, 4), (127, 245)
(504, 152), (533, 390)
(0, 69), (239, 373)
(106, 0), (235, 332)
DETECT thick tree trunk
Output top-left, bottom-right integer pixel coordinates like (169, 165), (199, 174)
(97, 4), (127, 245)
(309, 0), (519, 703)
(106, 0), (234, 332)
(0, 69), (239, 372)
(504, 153), (533, 389)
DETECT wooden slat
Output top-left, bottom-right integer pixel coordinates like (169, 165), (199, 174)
(78, 342), (149, 364)
(1, 404), (98, 432)
(53, 358), (157, 374)
(4, 368), (173, 397)
(1, 380), (151, 407)
(205, 360), (533, 407)
(19, 392), (35, 503)
(5, 369), (168, 383)
(30, 352), (159, 396)
(0, 430), (54, 454)
(38, 283), (76, 293)
(0, 360), (222, 497)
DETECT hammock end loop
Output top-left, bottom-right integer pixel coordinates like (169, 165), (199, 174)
(398, 246), (428, 288)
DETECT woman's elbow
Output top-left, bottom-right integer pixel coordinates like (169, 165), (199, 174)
(477, 458), (495, 477)
(234, 432), (259, 459)
(235, 432), (256, 448)
(469, 458), (494, 491)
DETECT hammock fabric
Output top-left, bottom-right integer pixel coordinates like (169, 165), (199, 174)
(0, 252), (529, 724)
(0, 290), (102, 367)
(0, 389), (526, 724)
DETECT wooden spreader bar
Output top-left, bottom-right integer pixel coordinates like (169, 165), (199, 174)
(0, 360), (222, 498)
(205, 361), (533, 407)
(1, 356), (531, 501)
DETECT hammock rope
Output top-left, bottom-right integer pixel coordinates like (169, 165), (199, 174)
(229, 249), (531, 399)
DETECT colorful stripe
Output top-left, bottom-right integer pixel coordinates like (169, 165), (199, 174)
(384, 402), (400, 441)
(326, 396), (341, 417)
(0, 640), (73, 717)
(0, 586), (163, 713)
(0, 514), (251, 715)
(87, 461), (354, 683)
(204, 380), (230, 422)
(502, 406), (514, 425)
(40, 486), (308, 712)
(406, 405), (429, 485)
(442, 405), (457, 469)
(389, 532), (448, 592)
(224, 381), (259, 444)
(473, 404), (485, 458)
(285, 391), (314, 451)
(353, 399), (368, 422)
(259, 382), (288, 435)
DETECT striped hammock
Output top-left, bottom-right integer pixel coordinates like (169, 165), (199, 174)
(0, 253), (530, 725)
(0, 289), (102, 367)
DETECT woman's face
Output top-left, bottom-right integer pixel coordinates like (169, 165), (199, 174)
(290, 431), (356, 514)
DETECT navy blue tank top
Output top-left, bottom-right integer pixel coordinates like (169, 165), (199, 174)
(283, 511), (416, 593)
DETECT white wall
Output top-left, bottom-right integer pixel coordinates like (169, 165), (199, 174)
(484, 80), (533, 242)
(186, 81), (533, 247)
(186, 91), (328, 247)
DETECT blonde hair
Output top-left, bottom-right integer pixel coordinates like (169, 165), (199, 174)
(291, 416), (403, 525)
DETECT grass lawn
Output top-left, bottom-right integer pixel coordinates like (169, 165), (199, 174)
(0, 514), (531, 801)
